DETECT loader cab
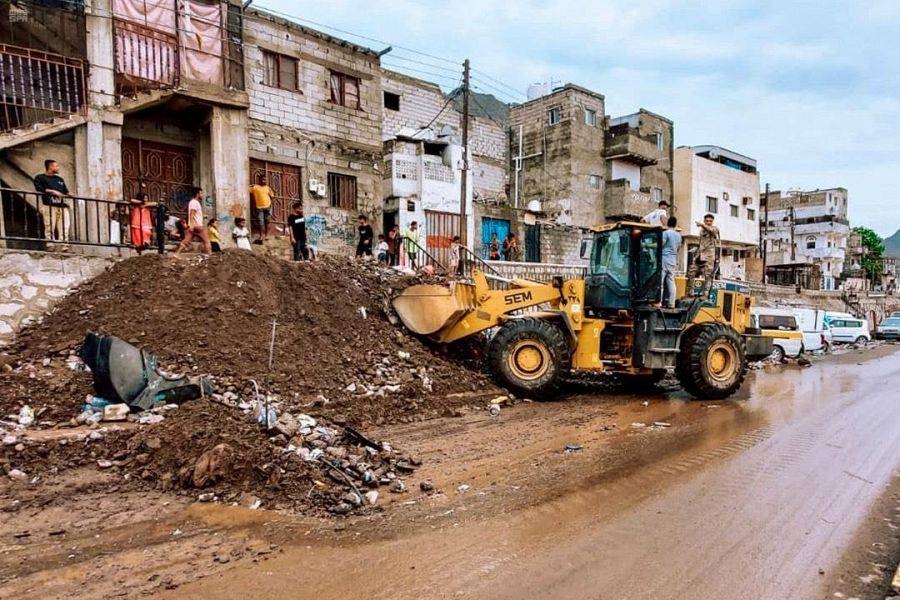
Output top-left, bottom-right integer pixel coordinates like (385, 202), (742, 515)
(584, 223), (662, 315)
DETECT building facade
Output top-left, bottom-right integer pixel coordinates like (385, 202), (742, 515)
(244, 9), (383, 253)
(762, 188), (850, 290)
(673, 146), (760, 280)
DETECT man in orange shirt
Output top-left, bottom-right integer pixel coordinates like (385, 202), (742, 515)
(249, 175), (274, 244)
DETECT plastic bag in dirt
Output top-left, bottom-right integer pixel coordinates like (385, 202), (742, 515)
(253, 402), (277, 429)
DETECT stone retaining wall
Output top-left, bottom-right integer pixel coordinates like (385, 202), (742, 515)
(0, 251), (116, 347)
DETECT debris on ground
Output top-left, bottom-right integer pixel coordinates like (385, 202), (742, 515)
(0, 252), (496, 517)
(563, 444), (583, 453)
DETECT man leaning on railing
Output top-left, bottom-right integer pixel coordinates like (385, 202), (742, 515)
(33, 159), (71, 243)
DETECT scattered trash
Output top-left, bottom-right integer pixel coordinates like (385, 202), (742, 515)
(358, 306), (368, 320)
(8, 469), (27, 481)
(253, 401), (277, 429)
(653, 422), (672, 428)
(197, 492), (215, 502)
(564, 444), (583, 453)
(96, 459), (113, 469)
(138, 414), (165, 425)
(397, 351), (411, 360)
(364, 490), (379, 506)
(488, 404), (501, 417)
(420, 480), (434, 492)
(641, 401), (649, 407)
(631, 422), (647, 428)
(2, 434), (18, 446)
(17, 405), (34, 426)
(457, 484), (470, 493)
(101, 403), (130, 422)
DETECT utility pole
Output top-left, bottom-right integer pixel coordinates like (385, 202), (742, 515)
(459, 58), (470, 249)
(761, 182), (769, 283)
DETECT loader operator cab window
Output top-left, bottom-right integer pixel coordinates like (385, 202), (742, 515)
(587, 228), (632, 312)
(586, 227), (662, 314)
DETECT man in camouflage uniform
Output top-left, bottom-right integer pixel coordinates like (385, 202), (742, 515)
(688, 213), (720, 297)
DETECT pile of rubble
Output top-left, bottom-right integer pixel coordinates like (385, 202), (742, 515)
(0, 251), (495, 515)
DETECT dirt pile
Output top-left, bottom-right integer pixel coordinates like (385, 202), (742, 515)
(3, 251), (493, 426)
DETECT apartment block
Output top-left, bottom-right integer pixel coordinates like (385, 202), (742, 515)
(762, 187), (850, 290)
(243, 9), (383, 252)
(673, 146), (760, 280)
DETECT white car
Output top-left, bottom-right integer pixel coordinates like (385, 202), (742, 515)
(751, 307), (804, 360)
(792, 308), (832, 353)
(876, 317), (900, 340)
(828, 317), (871, 344)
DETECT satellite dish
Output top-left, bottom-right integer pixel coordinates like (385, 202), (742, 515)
(526, 199), (543, 213)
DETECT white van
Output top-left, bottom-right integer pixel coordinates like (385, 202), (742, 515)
(828, 317), (871, 344)
(750, 307), (804, 361)
(792, 308), (833, 353)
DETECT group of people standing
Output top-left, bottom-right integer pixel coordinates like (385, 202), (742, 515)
(642, 199), (720, 308)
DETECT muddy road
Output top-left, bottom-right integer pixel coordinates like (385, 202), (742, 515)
(3, 345), (900, 599)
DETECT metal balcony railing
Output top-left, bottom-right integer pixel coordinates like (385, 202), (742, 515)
(0, 44), (86, 132)
(113, 20), (179, 95)
(0, 187), (166, 253)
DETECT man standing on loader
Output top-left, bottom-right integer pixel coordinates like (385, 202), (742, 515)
(690, 213), (720, 297)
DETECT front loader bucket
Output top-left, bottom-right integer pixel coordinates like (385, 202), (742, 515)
(392, 284), (472, 336)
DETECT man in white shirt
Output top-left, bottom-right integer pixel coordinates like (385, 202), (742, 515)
(175, 187), (211, 254)
(642, 200), (670, 228)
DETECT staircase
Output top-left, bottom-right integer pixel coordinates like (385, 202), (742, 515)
(0, 114), (86, 152)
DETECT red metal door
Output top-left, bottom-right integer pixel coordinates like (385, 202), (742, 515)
(425, 210), (460, 268)
(121, 138), (194, 215)
(249, 159), (301, 236)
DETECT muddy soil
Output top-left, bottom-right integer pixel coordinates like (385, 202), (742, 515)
(3, 344), (897, 599)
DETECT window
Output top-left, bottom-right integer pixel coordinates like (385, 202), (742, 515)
(548, 107), (561, 125)
(262, 51), (298, 91)
(706, 196), (718, 213)
(747, 208), (756, 221)
(383, 91), (400, 111)
(656, 132), (664, 151)
(329, 71), (361, 109)
(722, 192), (730, 202)
(806, 236), (816, 249)
(584, 108), (597, 126)
(328, 172), (357, 209)
(730, 205), (739, 218)
(588, 175), (601, 189)
(651, 187), (662, 203)
(758, 314), (798, 331)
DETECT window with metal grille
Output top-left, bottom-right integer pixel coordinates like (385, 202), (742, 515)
(328, 172), (357, 209)
(329, 71), (360, 109)
(262, 51), (298, 91)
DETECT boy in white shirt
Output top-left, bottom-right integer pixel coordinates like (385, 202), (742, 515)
(642, 200), (670, 228)
(376, 234), (389, 264)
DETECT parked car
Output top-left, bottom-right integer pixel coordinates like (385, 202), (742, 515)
(876, 317), (900, 340)
(828, 317), (872, 344)
(889, 311), (900, 319)
(751, 307), (804, 361)
(792, 308), (833, 353)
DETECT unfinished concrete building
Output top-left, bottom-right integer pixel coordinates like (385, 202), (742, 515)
(380, 70), (507, 261)
(243, 9), (383, 252)
(604, 109), (673, 219)
(0, 0), (249, 246)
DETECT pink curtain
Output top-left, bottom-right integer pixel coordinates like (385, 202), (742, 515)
(179, 0), (225, 85)
(112, 0), (176, 31)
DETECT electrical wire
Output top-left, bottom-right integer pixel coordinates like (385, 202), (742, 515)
(472, 68), (526, 99)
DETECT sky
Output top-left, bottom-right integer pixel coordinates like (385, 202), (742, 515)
(256, 0), (900, 238)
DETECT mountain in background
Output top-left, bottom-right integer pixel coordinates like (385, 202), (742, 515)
(885, 229), (900, 257)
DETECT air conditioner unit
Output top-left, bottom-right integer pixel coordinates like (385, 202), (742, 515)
(723, 192), (730, 201)
(742, 196), (752, 205)
(308, 178), (319, 192)
(316, 183), (326, 196)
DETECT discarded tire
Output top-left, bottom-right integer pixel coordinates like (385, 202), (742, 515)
(486, 317), (571, 398)
(676, 323), (747, 399)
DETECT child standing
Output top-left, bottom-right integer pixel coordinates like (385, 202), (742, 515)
(208, 218), (221, 252)
(232, 217), (252, 250)
(376, 234), (389, 264)
(449, 235), (461, 276)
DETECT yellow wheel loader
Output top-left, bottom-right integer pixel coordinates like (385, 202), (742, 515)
(392, 222), (773, 400)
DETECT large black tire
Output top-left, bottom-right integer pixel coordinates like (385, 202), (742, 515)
(676, 323), (748, 399)
(487, 318), (571, 398)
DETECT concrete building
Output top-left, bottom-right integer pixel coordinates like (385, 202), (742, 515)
(762, 188), (850, 290)
(506, 84), (674, 264)
(673, 146), (760, 280)
(605, 109), (673, 219)
(243, 9), (383, 252)
(0, 0), (249, 246)
(380, 69), (507, 262)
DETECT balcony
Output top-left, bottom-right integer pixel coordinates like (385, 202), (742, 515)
(604, 179), (654, 220)
(603, 129), (659, 166)
(0, 44), (86, 133)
